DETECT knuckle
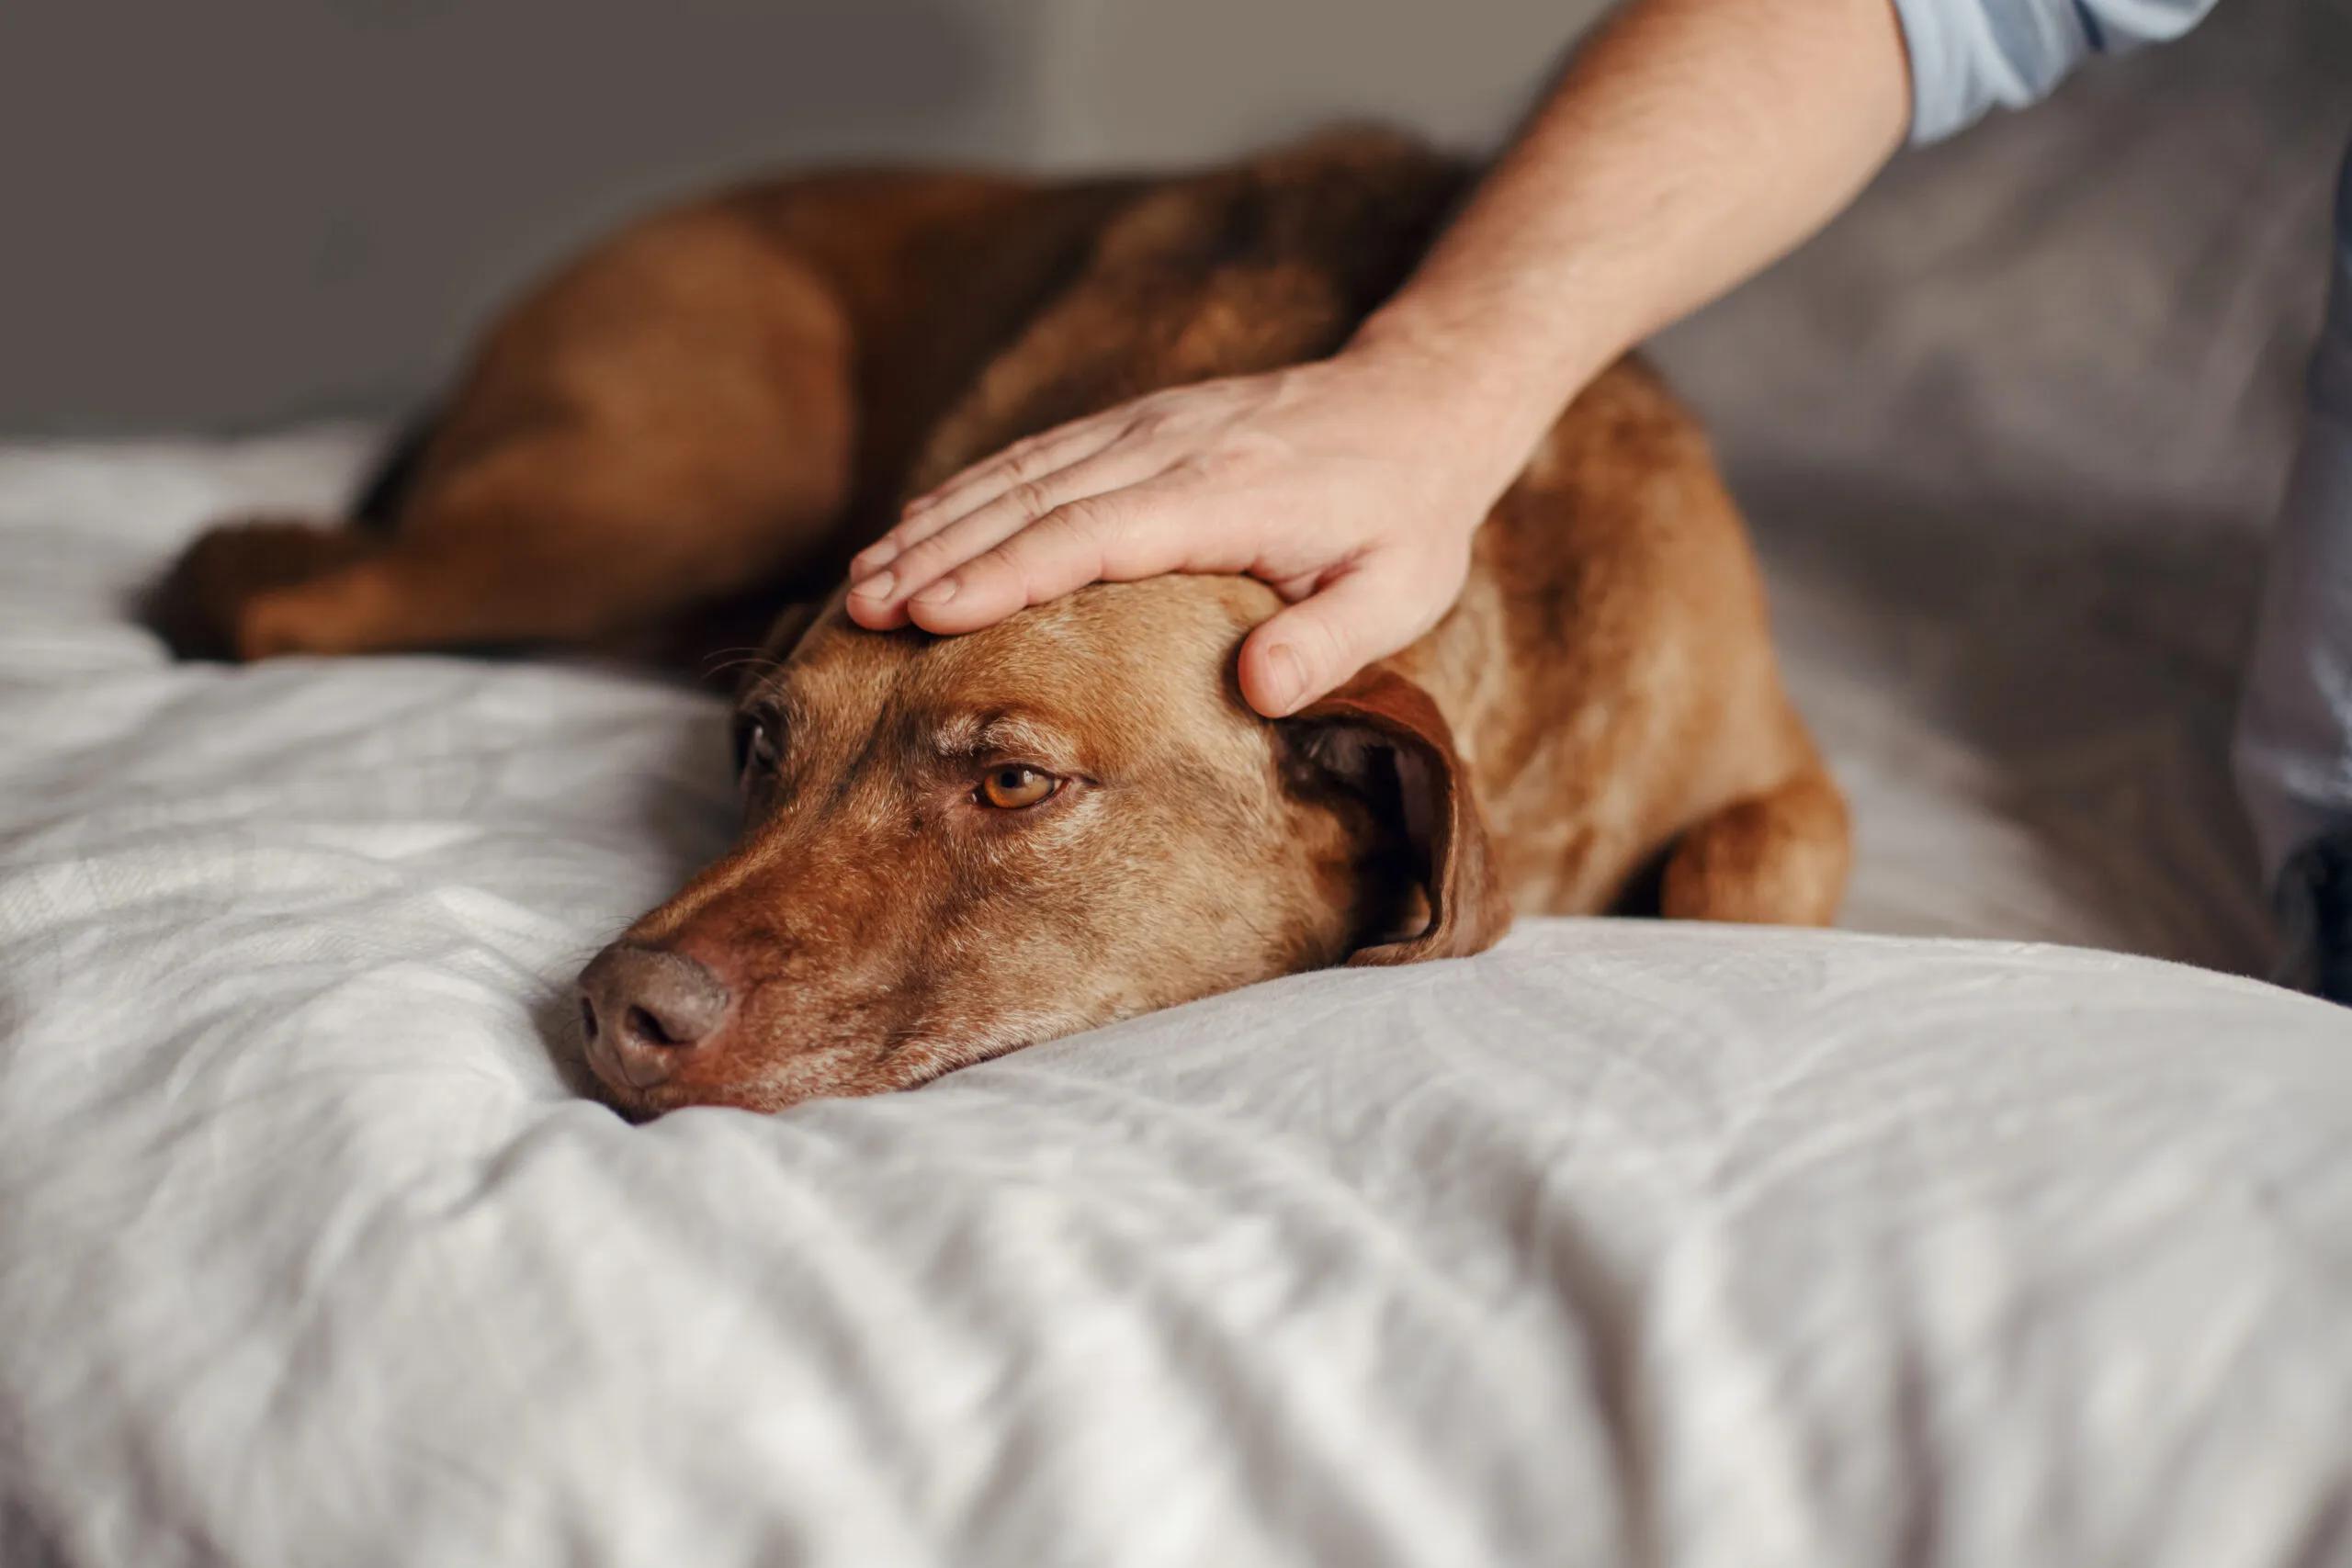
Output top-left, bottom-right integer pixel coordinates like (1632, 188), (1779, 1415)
(950, 549), (1010, 593)
(1128, 404), (1188, 444)
(996, 439), (1052, 481)
(1005, 478), (1059, 519)
(1046, 494), (1126, 552)
(895, 535), (960, 578)
(1043, 493), (1109, 536)
(1191, 446), (1263, 489)
(1225, 426), (1288, 465)
(1017, 506), (1111, 585)
(1168, 448), (1226, 486)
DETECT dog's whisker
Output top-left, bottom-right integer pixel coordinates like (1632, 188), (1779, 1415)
(699, 648), (782, 683)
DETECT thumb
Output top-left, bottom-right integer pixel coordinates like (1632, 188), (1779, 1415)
(1238, 566), (1427, 718)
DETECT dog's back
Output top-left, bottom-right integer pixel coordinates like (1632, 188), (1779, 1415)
(151, 167), (1144, 664)
(153, 130), (1849, 1112)
(894, 130), (1846, 925)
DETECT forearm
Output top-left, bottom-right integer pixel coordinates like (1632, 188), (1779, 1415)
(853, 0), (2223, 717)
(1347, 0), (1913, 481)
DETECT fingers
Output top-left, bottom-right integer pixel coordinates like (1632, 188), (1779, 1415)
(851, 413), (1130, 581)
(848, 443), (1174, 629)
(1238, 564), (1435, 717)
(830, 362), (1481, 684)
(902, 485), (1195, 635)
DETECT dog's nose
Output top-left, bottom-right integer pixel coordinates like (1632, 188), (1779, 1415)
(577, 942), (733, 1089)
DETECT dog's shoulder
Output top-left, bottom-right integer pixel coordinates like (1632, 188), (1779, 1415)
(1092, 126), (1474, 312)
(903, 129), (1476, 485)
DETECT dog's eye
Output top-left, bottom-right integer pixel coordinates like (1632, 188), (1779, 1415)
(735, 716), (781, 776)
(978, 764), (1058, 810)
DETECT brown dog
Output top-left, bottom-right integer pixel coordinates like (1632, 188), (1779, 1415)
(153, 130), (1849, 1117)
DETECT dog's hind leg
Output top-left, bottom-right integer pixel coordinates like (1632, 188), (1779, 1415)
(143, 516), (384, 661)
(218, 408), (853, 664)
(151, 203), (861, 669)
(147, 426), (833, 667)
(1658, 763), (1852, 927)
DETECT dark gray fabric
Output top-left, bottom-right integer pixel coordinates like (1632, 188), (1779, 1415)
(1654, 0), (2352, 974)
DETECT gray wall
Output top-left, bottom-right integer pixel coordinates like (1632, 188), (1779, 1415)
(0, 0), (1605, 434)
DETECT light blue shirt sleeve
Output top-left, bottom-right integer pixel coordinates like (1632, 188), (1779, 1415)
(1892, 0), (2221, 142)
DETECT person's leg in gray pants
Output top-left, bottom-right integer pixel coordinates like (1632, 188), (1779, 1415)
(2234, 136), (2352, 997)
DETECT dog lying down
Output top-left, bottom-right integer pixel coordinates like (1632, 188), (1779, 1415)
(153, 129), (1850, 1117)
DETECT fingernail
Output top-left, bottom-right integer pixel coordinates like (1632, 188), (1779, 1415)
(913, 578), (958, 607)
(1262, 644), (1306, 715)
(852, 542), (899, 579)
(851, 570), (894, 600)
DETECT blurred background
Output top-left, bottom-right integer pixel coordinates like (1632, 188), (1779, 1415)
(1, 0), (2340, 538)
(3, 0), (2343, 524)
(0, 0), (1606, 434)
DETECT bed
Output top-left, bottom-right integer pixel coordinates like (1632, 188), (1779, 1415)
(6, 2), (2352, 1562)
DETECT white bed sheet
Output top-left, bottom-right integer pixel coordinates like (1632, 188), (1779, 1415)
(2, 429), (2350, 1567)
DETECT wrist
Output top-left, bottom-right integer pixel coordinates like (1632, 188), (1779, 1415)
(1336, 310), (1589, 500)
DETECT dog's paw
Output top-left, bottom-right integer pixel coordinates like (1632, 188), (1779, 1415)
(142, 515), (376, 661)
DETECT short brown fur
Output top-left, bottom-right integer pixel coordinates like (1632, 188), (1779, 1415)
(153, 130), (1849, 1115)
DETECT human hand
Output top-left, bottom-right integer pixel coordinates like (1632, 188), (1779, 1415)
(844, 349), (1525, 716)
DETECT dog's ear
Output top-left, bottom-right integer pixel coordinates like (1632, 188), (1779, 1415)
(1283, 667), (1513, 965)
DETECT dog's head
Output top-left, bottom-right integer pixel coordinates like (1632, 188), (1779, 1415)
(576, 576), (1509, 1116)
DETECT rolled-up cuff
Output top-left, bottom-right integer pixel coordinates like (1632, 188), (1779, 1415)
(1891, 0), (2213, 145)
